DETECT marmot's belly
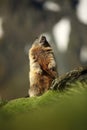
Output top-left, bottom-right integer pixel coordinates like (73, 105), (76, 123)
(29, 70), (53, 97)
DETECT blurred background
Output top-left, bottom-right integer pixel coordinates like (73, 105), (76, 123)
(0, 0), (87, 100)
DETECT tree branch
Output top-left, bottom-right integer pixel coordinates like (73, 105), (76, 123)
(51, 66), (87, 90)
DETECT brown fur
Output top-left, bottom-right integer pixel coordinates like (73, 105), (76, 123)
(29, 36), (58, 97)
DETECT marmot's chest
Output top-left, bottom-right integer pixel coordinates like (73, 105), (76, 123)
(34, 48), (51, 72)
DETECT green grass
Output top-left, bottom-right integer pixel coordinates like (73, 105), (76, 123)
(0, 81), (87, 130)
(0, 99), (7, 107)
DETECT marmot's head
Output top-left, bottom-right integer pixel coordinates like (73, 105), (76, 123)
(33, 35), (50, 47)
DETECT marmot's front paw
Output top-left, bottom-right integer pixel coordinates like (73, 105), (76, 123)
(48, 61), (56, 70)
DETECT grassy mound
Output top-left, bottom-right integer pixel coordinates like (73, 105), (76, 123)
(0, 81), (87, 130)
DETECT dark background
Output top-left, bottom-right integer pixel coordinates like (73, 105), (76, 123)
(0, 0), (87, 100)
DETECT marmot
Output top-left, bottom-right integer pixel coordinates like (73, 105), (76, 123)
(28, 35), (58, 97)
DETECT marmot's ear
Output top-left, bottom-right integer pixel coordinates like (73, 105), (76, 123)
(39, 35), (50, 47)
